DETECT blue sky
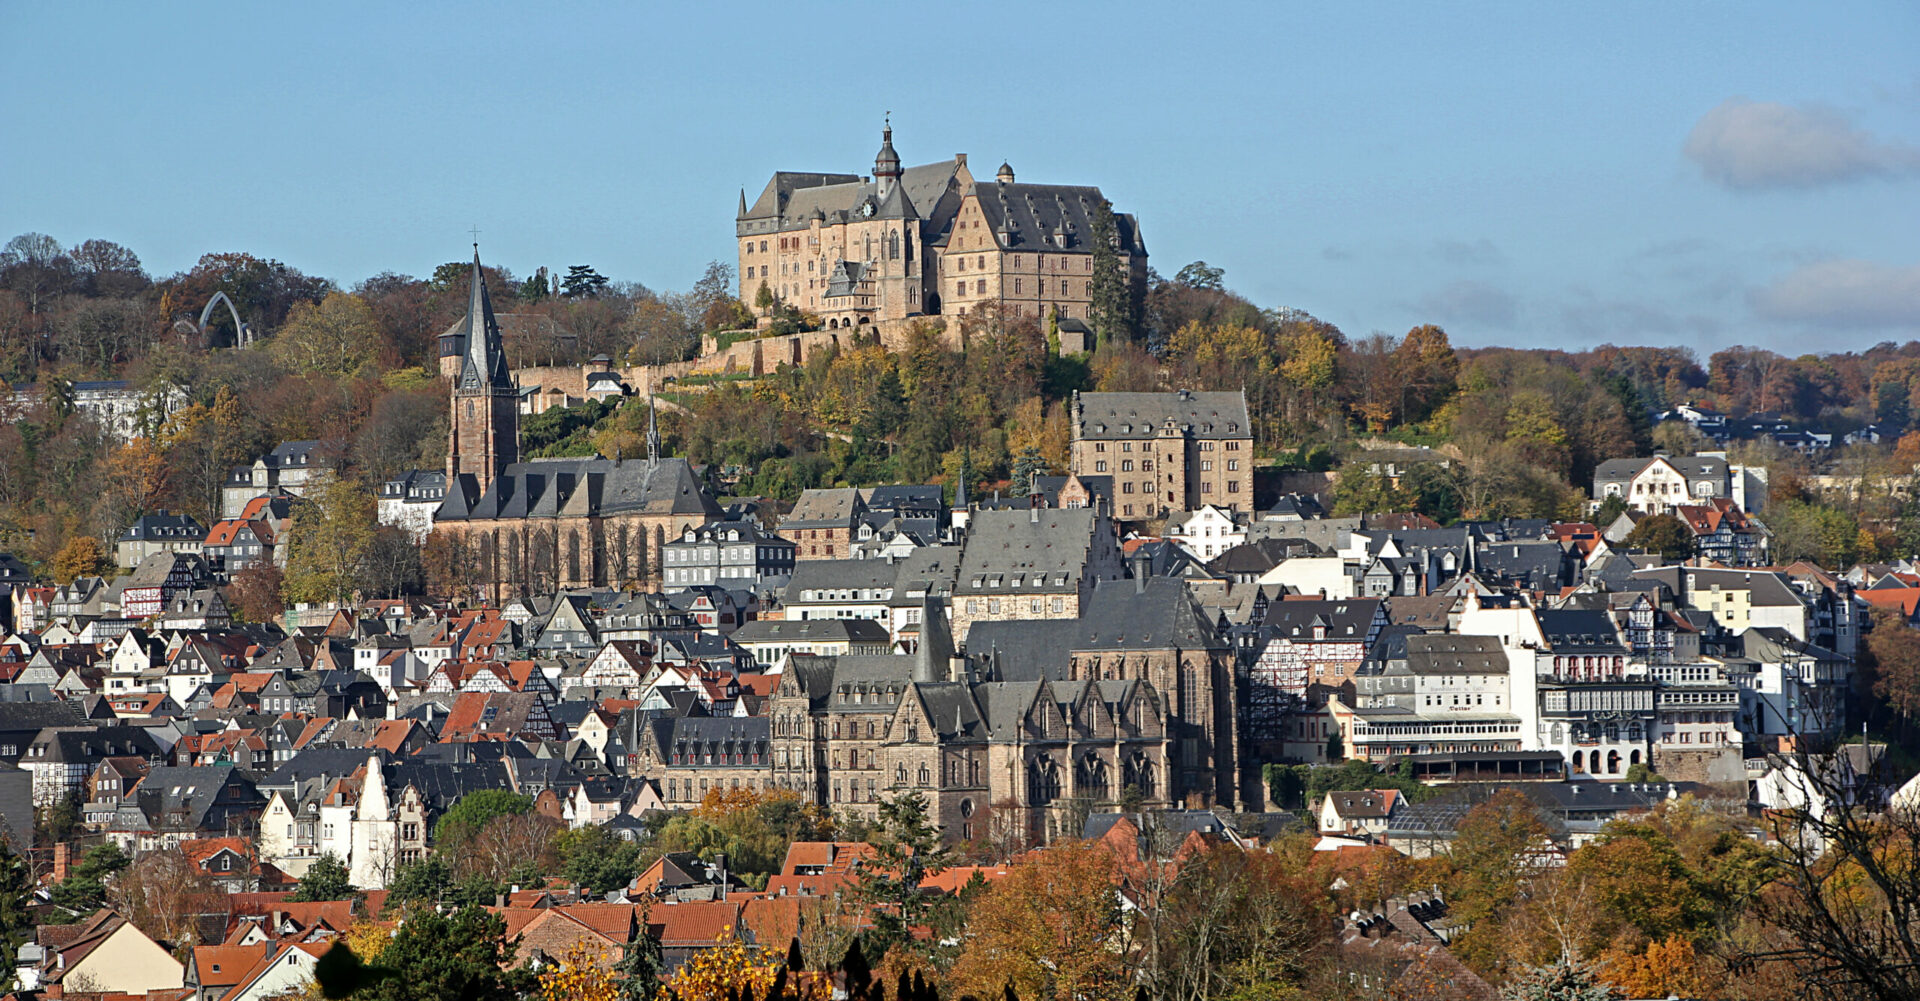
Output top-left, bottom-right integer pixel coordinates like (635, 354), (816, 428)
(3, 2), (1916, 353)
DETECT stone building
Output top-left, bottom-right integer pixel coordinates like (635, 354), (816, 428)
(432, 250), (721, 600)
(736, 126), (1147, 330)
(761, 598), (1179, 844)
(1069, 390), (1255, 520)
(947, 507), (1125, 642)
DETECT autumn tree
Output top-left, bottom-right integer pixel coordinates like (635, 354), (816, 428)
(1154, 843), (1333, 1001)
(1443, 790), (1556, 980)
(271, 292), (380, 376)
(538, 941), (622, 1001)
(51, 534), (109, 583)
(281, 477), (377, 604)
(1867, 607), (1920, 728)
(950, 841), (1132, 1001)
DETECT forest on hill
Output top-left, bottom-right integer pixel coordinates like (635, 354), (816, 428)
(4, 231), (1919, 590)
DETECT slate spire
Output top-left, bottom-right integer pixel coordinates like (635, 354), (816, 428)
(460, 248), (512, 390)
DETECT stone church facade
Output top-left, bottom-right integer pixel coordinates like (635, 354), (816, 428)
(431, 250), (720, 602)
(736, 126), (1148, 331)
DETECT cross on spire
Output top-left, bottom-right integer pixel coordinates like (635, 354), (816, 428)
(468, 225), (482, 250)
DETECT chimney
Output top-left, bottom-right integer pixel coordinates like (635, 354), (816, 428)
(714, 852), (728, 901)
(52, 842), (70, 881)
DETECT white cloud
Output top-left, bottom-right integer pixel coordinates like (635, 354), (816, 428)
(1750, 259), (1920, 328)
(1684, 98), (1920, 189)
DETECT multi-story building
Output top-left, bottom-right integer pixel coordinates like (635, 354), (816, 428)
(1591, 452), (1767, 514)
(1336, 635), (1522, 764)
(115, 511), (206, 570)
(781, 489), (865, 561)
(1069, 390), (1254, 520)
(736, 126), (1146, 329)
(661, 521), (796, 591)
(947, 508), (1124, 641)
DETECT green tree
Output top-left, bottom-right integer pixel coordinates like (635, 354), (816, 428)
(0, 840), (36, 984)
(290, 851), (355, 901)
(614, 907), (663, 1001)
(46, 843), (129, 921)
(561, 265), (610, 299)
(1086, 199), (1135, 346)
(1330, 467), (1413, 516)
(855, 792), (954, 963)
(281, 477), (378, 604)
(1625, 513), (1693, 562)
(554, 825), (641, 896)
(383, 855), (454, 914)
(345, 905), (526, 1001)
(433, 790), (534, 844)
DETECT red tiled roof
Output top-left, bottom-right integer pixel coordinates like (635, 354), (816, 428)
(648, 900), (745, 947)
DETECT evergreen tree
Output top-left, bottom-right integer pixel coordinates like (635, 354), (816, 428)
(854, 793), (954, 963)
(289, 851), (354, 902)
(614, 915), (663, 1001)
(1497, 959), (1621, 1001)
(46, 843), (129, 920)
(1086, 199), (1134, 346)
(0, 840), (34, 984)
(383, 855), (453, 914)
(562, 265), (610, 298)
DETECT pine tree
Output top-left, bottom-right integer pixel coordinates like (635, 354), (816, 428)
(0, 840), (34, 986)
(1086, 199), (1134, 346)
(1498, 959), (1621, 1001)
(289, 851), (354, 902)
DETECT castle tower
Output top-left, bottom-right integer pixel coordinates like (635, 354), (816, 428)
(446, 247), (520, 494)
(874, 122), (901, 198)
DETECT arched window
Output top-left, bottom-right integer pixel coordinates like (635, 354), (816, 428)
(888, 231), (900, 260)
(895, 763), (908, 786)
(918, 764), (931, 786)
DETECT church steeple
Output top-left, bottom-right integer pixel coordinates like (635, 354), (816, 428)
(447, 243), (520, 495)
(458, 248), (512, 390)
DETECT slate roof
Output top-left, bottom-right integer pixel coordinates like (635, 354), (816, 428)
(730, 619), (890, 646)
(1073, 390), (1249, 440)
(1260, 598), (1382, 639)
(970, 181), (1146, 255)
(437, 455), (719, 523)
(955, 508), (1105, 593)
(1534, 609), (1627, 654)
(967, 577), (1222, 682)
(1403, 635), (1507, 674)
(1592, 453), (1727, 484)
(119, 510), (206, 542)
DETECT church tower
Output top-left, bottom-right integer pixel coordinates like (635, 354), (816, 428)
(446, 248), (519, 494)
